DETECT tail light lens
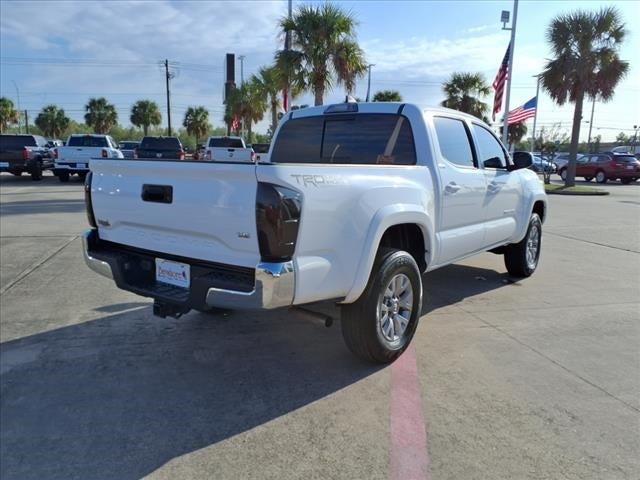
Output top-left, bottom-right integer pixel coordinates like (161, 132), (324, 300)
(22, 147), (28, 161)
(84, 171), (97, 228)
(133, 148), (138, 159)
(256, 183), (302, 262)
(206, 150), (212, 161)
(101, 149), (108, 158)
(251, 151), (257, 162)
(179, 150), (185, 160)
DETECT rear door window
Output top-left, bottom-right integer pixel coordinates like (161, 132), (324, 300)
(271, 114), (416, 165)
(0, 135), (37, 148)
(140, 137), (181, 150)
(433, 117), (476, 168)
(472, 124), (508, 168)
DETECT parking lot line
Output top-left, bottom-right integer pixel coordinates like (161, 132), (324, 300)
(390, 344), (430, 480)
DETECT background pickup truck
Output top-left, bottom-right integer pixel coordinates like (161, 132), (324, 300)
(54, 134), (122, 182)
(135, 136), (184, 160)
(0, 134), (53, 180)
(83, 102), (547, 363)
(204, 136), (254, 162)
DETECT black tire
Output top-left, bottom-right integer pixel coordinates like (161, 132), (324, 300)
(559, 168), (567, 181)
(504, 213), (542, 278)
(341, 248), (422, 364)
(78, 172), (87, 181)
(30, 161), (43, 181)
(11, 171), (23, 177)
(621, 177), (632, 185)
(58, 172), (70, 182)
(595, 170), (607, 184)
(584, 176), (593, 182)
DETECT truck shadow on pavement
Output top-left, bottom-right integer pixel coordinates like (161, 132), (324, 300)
(0, 199), (85, 215)
(0, 307), (380, 480)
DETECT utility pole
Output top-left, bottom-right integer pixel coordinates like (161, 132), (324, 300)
(501, 0), (518, 147)
(586, 97), (595, 151)
(365, 64), (375, 102)
(24, 110), (29, 134)
(530, 74), (540, 153)
(238, 55), (245, 86)
(164, 59), (172, 136)
(12, 80), (21, 133)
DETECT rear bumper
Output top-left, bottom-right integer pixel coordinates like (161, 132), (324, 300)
(82, 229), (294, 310)
(54, 162), (90, 174)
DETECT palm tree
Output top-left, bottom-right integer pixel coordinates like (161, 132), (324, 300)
(130, 100), (161, 136)
(252, 65), (293, 136)
(541, 7), (628, 186)
(224, 81), (267, 143)
(182, 106), (209, 146)
(372, 90), (403, 102)
(440, 72), (491, 120)
(35, 105), (70, 138)
(276, 3), (367, 106)
(500, 123), (528, 150)
(84, 97), (118, 134)
(0, 97), (20, 133)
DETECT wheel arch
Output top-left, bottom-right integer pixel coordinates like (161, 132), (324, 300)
(342, 205), (433, 304)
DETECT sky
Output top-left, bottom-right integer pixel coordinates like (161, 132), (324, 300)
(0, 0), (638, 141)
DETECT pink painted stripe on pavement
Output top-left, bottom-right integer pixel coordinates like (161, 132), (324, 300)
(390, 344), (430, 480)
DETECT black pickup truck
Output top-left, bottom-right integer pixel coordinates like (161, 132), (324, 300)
(135, 136), (185, 160)
(0, 134), (53, 180)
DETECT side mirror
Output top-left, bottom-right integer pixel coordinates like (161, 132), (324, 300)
(483, 157), (504, 169)
(512, 155), (532, 170)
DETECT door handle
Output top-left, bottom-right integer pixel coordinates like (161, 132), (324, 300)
(141, 184), (173, 204)
(444, 182), (461, 194)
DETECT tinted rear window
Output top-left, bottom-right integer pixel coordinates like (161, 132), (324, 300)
(209, 137), (244, 148)
(271, 114), (416, 165)
(140, 137), (181, 149)
(433, 117), (475, 168)
(68, 136), (108, 147)
(0, 135), (37, 148)
(615, 155), (637, 163)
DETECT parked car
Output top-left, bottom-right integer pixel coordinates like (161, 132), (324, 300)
(54, 134), (123, 182)
(513, 151), (554, 173)
(135, 136), (184, 160)
(204, 136), (254, 162)
(0, 134), (53, 180)
(553, 152), (585, 172)
(250, 143), (270, 162)
(83, 102), (547, 363)
(46, 139), (64, 148)
(118, 141), (140, 159)
(559, 152), (640, 184)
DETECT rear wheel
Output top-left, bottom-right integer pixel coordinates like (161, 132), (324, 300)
(504, 213), (542, 278)
(30, 161), (43, 181)
(58, 172), (69, 182)
(595, 170), (607, 184)
(341, 248), (422, 363)
(559, 168), (567, 181)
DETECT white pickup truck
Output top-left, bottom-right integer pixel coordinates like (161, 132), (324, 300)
(83, 102), (546, 363)
(204, 135), (254, 162)
(54, 134), (122, 182)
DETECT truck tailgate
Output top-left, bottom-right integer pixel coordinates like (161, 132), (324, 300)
(58, 147), (98, 162)
(89, 159), (260, 268)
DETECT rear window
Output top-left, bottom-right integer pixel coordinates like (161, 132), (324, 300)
(271, 114), (416, 165)
(140, 137), (181, 149)
(0, 135), (37, 148)
(615, 155), (637, 163)
(119, 142), (139, 150)
(209, 137), (244, 148)
(68, 136), (108, 147)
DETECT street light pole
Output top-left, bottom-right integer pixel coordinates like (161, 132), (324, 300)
(238, 55), (245, 86)
(365, 64), (375, 102)
(530, 74), (540, 153)
(501, 0), (518, 147)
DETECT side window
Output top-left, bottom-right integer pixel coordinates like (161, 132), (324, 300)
(472, 124), (507, 168)
(513, 151), (530, 164)
(432, 117), (475, 168)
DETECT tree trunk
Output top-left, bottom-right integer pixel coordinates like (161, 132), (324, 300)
(247, 121), (252, 144)
(565, 90), (584, 187)
(143, 125), (148, 136)
(314, 84), (324, 106)
(271, 98), (278, 136)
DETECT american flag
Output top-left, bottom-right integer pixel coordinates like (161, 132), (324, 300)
(492, 43), (510, 121)
(507, 96), (538, 124)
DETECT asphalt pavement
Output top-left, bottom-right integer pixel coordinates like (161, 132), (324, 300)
(1, 172), (638, 480)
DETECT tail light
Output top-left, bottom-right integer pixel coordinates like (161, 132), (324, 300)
(205, 150), (212, 161)
(133, 148), (138, 159)
(256, 183), (302, 262)
(101, 149), (108, 158)
(251, 151), (257, 163)
(178, 149), (185, 160)
(22, 147), (28, 161)
(84, 171), (97, 228)
(53, 148), (58, 159)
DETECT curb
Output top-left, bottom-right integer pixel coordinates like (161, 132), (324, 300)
(545, 188), (609, 196)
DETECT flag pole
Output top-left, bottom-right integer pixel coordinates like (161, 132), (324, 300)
(530, 74), (540, 153)
(501, 0), (518, 147)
